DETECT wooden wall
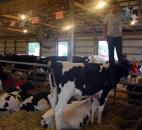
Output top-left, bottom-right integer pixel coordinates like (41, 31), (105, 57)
(0, 39), (27, 55)
(123, 35), (142, 61)
(0, 33), (142, 61)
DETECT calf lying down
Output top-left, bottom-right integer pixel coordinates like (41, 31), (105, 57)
(41, 98), (98, 129)
(0, 81), (33, 112)
(0, 91), (22, 112)
(20, 92), (51, 111)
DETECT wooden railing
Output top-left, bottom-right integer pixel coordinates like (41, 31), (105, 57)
(0, 60), (48, 81)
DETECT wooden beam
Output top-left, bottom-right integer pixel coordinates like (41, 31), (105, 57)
(0, 35), (34, 39)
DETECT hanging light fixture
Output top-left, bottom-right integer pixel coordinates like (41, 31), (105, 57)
(62, 24), (74, 31)
(96, 0), (107, 9)
(23, 29), (28, 33)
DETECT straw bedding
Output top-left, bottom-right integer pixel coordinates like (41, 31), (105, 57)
(0, 103), (141, 130)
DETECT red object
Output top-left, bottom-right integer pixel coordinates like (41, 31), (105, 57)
(3, 80), (14, 88)
(132, 61), (138, 74)
(31, 16), (39, 24)
(16, 80), (27, 89)
(10, 21), (16, 27)
(3, 80), (27, 89)
(55, 11), (64, 20)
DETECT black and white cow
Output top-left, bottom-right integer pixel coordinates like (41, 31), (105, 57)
(20, 92), (51, 111)
(41, 97), (98, 129)
(47, 61), (129, 130)
(0, 81), (33, 112)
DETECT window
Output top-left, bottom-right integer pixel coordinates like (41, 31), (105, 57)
(28, 42), (40, 56)
(58, 41), (68, 56)
(98, 41), (118, 61)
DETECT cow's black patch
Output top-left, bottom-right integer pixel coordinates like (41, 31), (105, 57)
(82, 114), (89, 128)
(0, 108), (7, 112)
(3, 102), (8, 108)
(79, 122), (83, 128)
(57, 87), (61, 94)
(9, 94), (17, 98)
(49, 61), (129, 112)
(32, 92), (50, 106)
(5, 96), (10, 101)
(43, 124), (48, 128)
(21, 92), (51, 111)
(20, 103), (35, 111)
(17, 96), (22, 102)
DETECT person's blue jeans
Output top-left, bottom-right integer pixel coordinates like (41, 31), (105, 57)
(107, 36), (122, 64)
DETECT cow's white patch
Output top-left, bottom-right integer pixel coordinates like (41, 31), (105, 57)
(55, 81), (76, 130)
(41, 98), (93, 129)
(20, 96), (33, 108)
(34, 98), (50, 111)
(99, 63), (109, 72)
(49, 73), (54, 92)
(83, 85), (86, 89)
(48, 87), (58, 109)
(60, 61), (84, 74)
(73, 88), (83, 100)
(0, 93), (21, 112)
(87, 55), (105, 64)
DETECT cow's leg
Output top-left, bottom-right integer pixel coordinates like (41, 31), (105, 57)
(55, 83), (75, 130)
(48, 73), (54, 92)
(97, 89), (110, 124)
(48, 87), (57, 109)
(90, 97), (99, 123)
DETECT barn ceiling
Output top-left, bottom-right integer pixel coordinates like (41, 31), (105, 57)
(0, 0), (142, 38)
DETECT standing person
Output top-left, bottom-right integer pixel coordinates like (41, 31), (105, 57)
(103, 2), (123, 64)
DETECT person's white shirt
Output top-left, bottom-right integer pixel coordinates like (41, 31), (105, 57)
(103, 11), (123, 37)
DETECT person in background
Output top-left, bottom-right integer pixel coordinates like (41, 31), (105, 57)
(122, 54), (131, 71)
(103, 1), (123, 64)
(131, 58), (139, 83)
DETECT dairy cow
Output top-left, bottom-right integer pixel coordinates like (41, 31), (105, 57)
(47, 61), (129, 130)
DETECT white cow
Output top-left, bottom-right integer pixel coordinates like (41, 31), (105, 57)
(87, 55), (105, 64)
(41, 98), (98, 129)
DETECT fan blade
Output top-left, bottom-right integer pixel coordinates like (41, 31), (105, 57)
(44, 23), (59, 29)
(2, 14), (20, 20)
(3, 28), (23, 32)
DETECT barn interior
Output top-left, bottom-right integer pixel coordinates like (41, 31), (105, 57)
(0, 0), (142, 130)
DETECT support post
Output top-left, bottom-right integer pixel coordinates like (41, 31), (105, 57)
(93, 29), (99, 55)
(68, 0), (75, 62)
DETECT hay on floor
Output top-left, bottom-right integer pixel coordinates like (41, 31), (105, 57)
(0, 103), (141, 130)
